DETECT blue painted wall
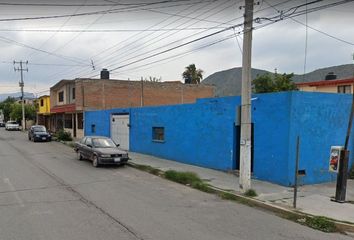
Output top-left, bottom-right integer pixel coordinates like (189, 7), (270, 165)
(84, 92), (353, 186)
(287, 92), (353, 185)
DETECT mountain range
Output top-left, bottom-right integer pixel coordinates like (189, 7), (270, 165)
(0, 92), (36, 102)
(201, 64), (354, 97)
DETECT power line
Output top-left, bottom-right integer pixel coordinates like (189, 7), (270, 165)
(40, 0), (292, 81)
(263, 0), (354, 46)
(0, 0), (213, 22)
(100, 0), (237, 70)
(0, 35), (90, 65)
(0, 27), (227, 32)
(0, 0), (194, 7)
(47, 0), (223, 81)
(108, 0), (353, 73)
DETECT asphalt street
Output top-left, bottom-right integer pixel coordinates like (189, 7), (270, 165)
(0, 128), (351, 240)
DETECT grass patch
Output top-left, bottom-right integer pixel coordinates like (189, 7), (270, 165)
(164, 170), (216, 193)
(305, 216), (337, 233)
(164, 170), (201, 185)
(133, 164), (162, 176)
(280, 212), (337, 233)
(244, 189), (258, 197)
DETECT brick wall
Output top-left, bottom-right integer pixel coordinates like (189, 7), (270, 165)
(75, 79), (214, 111)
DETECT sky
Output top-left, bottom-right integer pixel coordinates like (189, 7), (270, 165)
(0, 0), (353, 95)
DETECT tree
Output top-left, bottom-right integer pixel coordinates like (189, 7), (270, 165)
(0, 97), (15, 121)
(9, 103), (36, 122)
(143, 76), (162, 82)
(253, 73), (297, 93)
(182, 64), (204, 84)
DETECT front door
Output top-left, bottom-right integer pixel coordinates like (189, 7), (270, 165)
(111, 114), (130, 150)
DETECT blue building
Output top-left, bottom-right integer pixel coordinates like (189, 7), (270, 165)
(84, 91), (353, 186)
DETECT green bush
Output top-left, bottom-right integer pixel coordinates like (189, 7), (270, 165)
(244, 189), (258, 197)
(56, 130), (73, 141)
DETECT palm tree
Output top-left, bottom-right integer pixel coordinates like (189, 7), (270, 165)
(182, 64), (204, 84)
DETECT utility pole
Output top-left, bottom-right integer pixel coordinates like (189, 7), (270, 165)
(14, 60), (28, 130)
(239, 0), (254, 192)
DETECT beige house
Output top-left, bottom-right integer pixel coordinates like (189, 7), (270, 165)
(297, 74), (354, 94)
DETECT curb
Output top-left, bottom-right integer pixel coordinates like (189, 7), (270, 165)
(127, 162), (354, 233)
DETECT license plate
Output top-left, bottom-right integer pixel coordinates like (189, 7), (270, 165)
(114, 158), (121, 162)
(42, 137), (46, 140)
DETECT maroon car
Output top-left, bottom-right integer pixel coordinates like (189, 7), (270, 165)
(74, 136), (129, 167)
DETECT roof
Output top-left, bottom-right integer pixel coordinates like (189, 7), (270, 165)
(296, 77), (354, 87)
(50, 79), (74, 90)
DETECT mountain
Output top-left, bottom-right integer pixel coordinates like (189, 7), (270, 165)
(202, 64), (354, 97)
(0, 92), (35, 102)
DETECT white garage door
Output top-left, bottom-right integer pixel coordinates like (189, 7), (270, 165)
(111, 114), (130, 150)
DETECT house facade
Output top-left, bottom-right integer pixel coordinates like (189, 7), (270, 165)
(37, 95), (51, 130)
(84, 91), (353, 186)
(49, 75), (215, 138)
(297, 74), (354, 94)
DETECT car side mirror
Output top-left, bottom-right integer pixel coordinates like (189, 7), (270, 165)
(116, 144), (120, 147)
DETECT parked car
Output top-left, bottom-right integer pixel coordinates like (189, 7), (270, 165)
(5, 121), (20, 131)
(0, 121), (5, 127)
(74, 136), (129, 167)
(28, 125), (52, 142)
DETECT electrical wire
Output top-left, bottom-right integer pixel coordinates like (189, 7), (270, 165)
(0, 0), (214, 22)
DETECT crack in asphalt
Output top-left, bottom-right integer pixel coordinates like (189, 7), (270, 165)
(7, 139), (146, 240)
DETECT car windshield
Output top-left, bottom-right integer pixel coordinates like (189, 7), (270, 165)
(33, 126), (46, 132)
(8, 121), (17, 124)
(92, 138), (116, 148)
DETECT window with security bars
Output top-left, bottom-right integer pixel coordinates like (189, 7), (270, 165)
(152, 127), (165, 141)
(58, 91), (64, 102)
(337, 85), (351, 94)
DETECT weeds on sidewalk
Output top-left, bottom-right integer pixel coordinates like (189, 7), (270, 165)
(133, 164), (162, 176)
(164, 170), (214, 193)
(131, 163), (343, 233)
(305, 216), (337, 233)
(244, 189), (258, 197)
(349, 164), (354, 179)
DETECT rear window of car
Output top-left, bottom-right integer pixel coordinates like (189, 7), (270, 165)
(8, 121), (17, 124)
(33, 126), (46, 132)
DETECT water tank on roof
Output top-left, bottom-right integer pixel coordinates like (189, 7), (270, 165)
(325, 72), (337, 80)
(101, 68), (110, 79)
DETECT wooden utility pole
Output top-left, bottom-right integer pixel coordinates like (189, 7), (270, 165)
(239, 0), (254, 192)
(14, 60), (28, 130)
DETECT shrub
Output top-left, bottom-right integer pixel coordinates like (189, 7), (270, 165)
(244, 189), (258, 197)
(56, 130), (73, 141)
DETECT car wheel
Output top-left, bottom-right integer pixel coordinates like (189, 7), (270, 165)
(92, 155), (99, 168)
(76, 151), (83, 161)
(28, 136), (31, 141)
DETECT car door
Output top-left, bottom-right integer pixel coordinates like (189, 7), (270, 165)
(76, 137), (86, 152)
(83, 137), (93, 159)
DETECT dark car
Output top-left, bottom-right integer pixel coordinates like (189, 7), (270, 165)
(74, 136), (129, 167)
(0, 121), (5, 127)
(28, 125), (52, 142)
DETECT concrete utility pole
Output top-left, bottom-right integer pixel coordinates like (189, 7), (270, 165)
(14, 60), (28, 130)
(239, 0), (254, 192)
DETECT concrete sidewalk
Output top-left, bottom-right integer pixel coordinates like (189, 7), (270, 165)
(129, 152), (354, 224)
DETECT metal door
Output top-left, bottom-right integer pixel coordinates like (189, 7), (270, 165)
(111, 114), (130, 150)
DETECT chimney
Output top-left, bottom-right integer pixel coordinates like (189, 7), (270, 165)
(100, 68), (110, 79)
(325, 72), (337, 81)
